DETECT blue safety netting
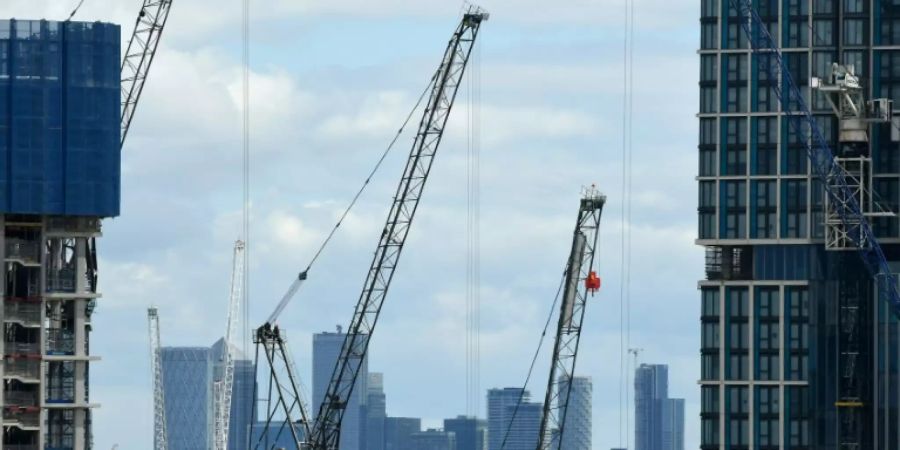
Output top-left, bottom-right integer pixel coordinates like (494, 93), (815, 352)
(0, 19), (121, 217)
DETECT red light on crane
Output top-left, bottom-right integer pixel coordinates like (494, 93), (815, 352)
(585, 271), (601, 293)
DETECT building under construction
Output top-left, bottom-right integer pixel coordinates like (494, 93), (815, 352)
(0, 19), (121, 449)
(699, 2), (900, 449)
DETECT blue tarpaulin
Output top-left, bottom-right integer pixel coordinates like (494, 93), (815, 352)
(0, 19), (121, 217)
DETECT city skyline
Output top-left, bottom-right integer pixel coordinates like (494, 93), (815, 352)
(4, 2), (701, 449)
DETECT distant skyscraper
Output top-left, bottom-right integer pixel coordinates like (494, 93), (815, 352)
(161, 347), (213, 450)
(367, 372), (388, 450)
(661, 399), (684, 450)
(502, 402), (542, 450)
(250, 421), (305, 449)
(486, 388), (529, 450)
(385, 417), (422, 450)
(314, 329), (369, 450)
(411, 429), (457, 450)
(444, 416), (486, 450)
(558, 376), (591, 450)
(211, 338), (256, 450)
(634, 364), (684, 450)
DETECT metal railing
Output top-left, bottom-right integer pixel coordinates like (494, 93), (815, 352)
(46, 330), (75, 355)
(4, 342), (40, 355)
(2, 409), (39, 428)
(4, 359), (41, 380)
(4, 302), (41, 326)
(4, 239), (40, 264)
(4, 391), (38, 407)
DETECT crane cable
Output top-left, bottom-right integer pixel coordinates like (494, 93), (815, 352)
(499, 271), (567, 450)
(619, 0), (636, 447)
(299, 71), (439, 276)
(465, 24), (483, 418)
(242, 0), (251, 373)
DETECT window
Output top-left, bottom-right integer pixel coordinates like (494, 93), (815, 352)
(702, 22), (718, 49)
(844, 19), (867, 45)
(725, 54), (748, 112)
(724, 181), (747, 239)
(784, 123), (808, 175)
(700, 118), (717, 176)
(702, 287), (720, 317)
(699, 181), (717, 239)
(702, 353), (720, 380)
(701, 0), (718, 19)
(783, 180), (808, 238)
(753, 180), (777, 238)
(755, 117), (778, 174)
(724, 118), (747, 175)
(873, 178), (899, 238)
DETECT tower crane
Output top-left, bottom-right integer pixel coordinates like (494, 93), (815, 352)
(250, 7), (488, 450)
(728, 2), (899, 449)
(147, 307), (168, 450)
(536, 188), (605, 450)
(121, 0), (174, 146)
(214, 241), (246, 450)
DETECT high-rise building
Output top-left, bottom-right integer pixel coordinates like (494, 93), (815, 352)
(661, 399), (684, 450)
(385, 417), (421, 450)
(558, 376), (592, 450)
(501, 402), (542, 450)
(161, 347), (213, 450)
(411, 429), (456, 450)
(159, 340), (255, 450)
(367, 372), (387, 450)
(250, 421), (305, 449)
(444, 416), (486, 450)
(486, 388), (529, 450)
(211, 338), (256, 450)
(698, 1), (900, 449)
(634, 364), (684, 450)
(0, 18), (120, 449)
(314, 329), (369, 450)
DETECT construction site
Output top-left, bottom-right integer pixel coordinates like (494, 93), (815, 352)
(1, 1), (900, 450)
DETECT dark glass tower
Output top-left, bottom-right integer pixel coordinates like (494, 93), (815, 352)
(698, 1), (900, 449)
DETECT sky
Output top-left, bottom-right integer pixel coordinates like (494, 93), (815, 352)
(6, 1), (701, 449)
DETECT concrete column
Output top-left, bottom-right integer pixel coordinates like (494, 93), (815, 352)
(74, 408), (86, 450)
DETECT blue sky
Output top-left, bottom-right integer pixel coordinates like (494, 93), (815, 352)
(7, 1), (700, 449)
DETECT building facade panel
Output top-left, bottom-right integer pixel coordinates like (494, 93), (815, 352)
(697, 2), (900, 449)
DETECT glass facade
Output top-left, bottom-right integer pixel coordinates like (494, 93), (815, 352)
(0, 19), (120, 217)
(161, 347), (213, 450)
(313, 331), (369, 450)
(558, 376), (592, 450)
(635, 365), (685, 450)
(697, 2), (900, 449)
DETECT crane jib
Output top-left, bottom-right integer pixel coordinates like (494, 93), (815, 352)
(309, 10), (488, 450)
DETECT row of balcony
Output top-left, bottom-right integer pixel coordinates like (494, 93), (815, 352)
(5, 332), (76, 356)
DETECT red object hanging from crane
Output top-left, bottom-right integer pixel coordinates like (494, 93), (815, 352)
(585, 271), (601, 293)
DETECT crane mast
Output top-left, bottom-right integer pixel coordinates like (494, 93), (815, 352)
(728, 2), (899, 449)
(536, 189), (605, 450)
(309, 10), (487, 450)
(214, 241), (246, 450)
(148, 307), (168, 450)
(121, 0), (174, 146)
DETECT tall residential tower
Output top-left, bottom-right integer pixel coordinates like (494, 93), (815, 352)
(698, 1), (900, 449)
(0, 19), (120, 449)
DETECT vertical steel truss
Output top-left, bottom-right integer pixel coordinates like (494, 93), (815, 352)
(214, 241), (246, 450)
(148, 307), (168, 450)
(826, 157), (868, 250)
(536, 190), (605, 450)
(120, 0), (173, 145)
(250, 324), (311, 450)
(728, 2), (900, 449)
(308, 10), (487, 450)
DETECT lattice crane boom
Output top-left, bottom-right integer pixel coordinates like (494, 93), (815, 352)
(121, 0), (174, 146)
(536, 189), (605, 450)
(308, 9), (488, 450)
(148, 306), (168, 450)
(727, 0), (900, 317)
(214, 241), (246, 450)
